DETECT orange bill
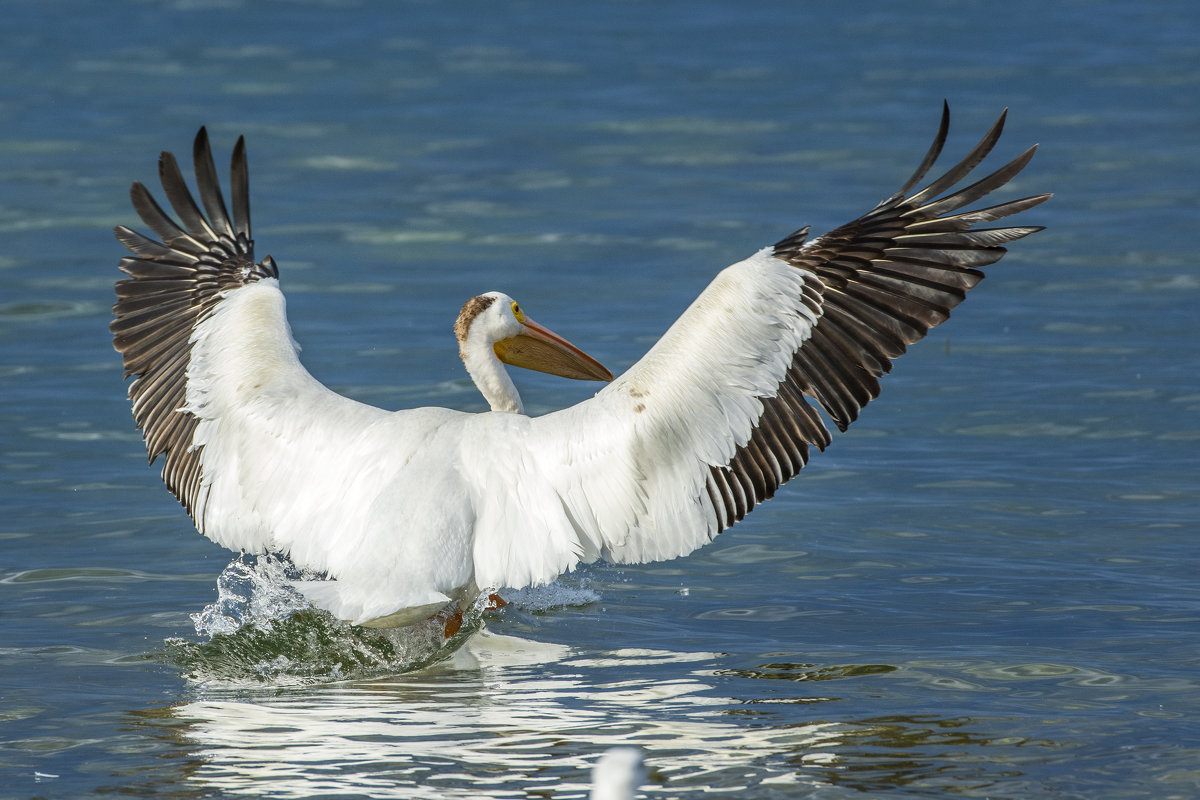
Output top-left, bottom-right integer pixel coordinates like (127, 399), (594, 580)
(493, 318), (613, 382)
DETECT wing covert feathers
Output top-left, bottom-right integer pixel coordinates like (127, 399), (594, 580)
(706, 103), (1049, 533)
(111, 127), (278, 521)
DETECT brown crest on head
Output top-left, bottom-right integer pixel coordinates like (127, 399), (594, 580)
(454, 294), (498, 358)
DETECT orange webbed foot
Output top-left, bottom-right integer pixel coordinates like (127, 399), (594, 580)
(440, 610), (464, 638)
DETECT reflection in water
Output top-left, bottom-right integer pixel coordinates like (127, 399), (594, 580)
(129, 631), (1055, 798)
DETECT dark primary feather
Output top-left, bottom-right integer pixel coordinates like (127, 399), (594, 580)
(192, 128), (236, 240)
(111, 127), (278, 523)
(706, 104), (1050, 533)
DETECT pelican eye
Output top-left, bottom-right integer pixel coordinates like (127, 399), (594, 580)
(511, 301), (526, 323)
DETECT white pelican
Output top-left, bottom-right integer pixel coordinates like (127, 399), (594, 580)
(591, 747), (652, 800)
(112, 104), (1049, 628)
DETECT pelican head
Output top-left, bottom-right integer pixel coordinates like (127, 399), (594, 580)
(455, 291), (612, 414)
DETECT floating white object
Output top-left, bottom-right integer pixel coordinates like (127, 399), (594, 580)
(591, 747), (650, 800)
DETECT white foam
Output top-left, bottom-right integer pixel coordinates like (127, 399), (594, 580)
(174, 555), (495, 685)
(191, 554), (314, 637)
(502, 578), (601, 613)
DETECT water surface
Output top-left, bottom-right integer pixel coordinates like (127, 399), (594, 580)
(1, 1), (1198, 797)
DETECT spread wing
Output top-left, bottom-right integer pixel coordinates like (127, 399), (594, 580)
(114, 110), (1051, 620)
(111, 128), (395, 562)
(112, 128), (276, 525)
(509, 104), (1050, 575)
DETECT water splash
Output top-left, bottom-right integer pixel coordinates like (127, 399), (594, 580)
(502, 575), (602, 613)
(190, 553), (312, 638)
(164, 555), (487, 685)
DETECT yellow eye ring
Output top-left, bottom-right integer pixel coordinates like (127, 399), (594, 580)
(511, 301), (526, 323)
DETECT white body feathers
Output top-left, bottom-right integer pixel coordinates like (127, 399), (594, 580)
(178, 252), (815, 624)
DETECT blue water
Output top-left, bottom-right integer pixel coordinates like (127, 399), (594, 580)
(2, 0), (1198, 797)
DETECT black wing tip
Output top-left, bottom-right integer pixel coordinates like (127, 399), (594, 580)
(157, 148), (178, 175)
(113, 127), (269, 505)
(230, 133), (252, 240)
(898, 105), (1048, 221)
(763, 103), (1047, 474)
(192, 125), (209, 158)
(893, 101), (956, 200)
(192, 124), (238, 239)
(192, 127), (212, 168)
(232, 134), (249, 176)
(127, 181), (157, 220)
(692, 104), (1048, 539)
(125, 127), (258, 257)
